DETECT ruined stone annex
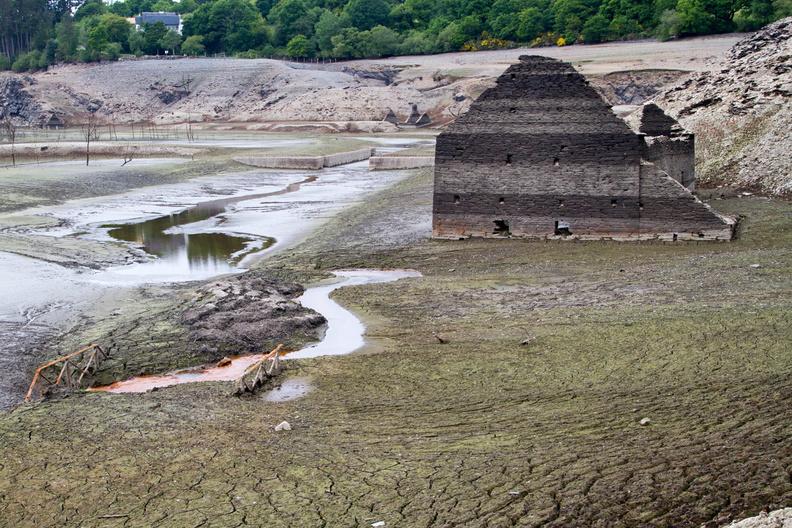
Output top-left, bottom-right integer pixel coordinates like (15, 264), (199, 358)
(432, 55), (735, 241)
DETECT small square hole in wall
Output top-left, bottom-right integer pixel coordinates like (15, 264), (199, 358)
(558, 199), (564, 207)
(555, 221), (572, 236)
(611, 199), (618, 207)
(510, 107), (517, 113)
(454, 195), (460, 204)
(511, 73), (516, 80)
(499, 197), (505, 204)
(553, 158), (560, 166)
(506, 154), (513, 165)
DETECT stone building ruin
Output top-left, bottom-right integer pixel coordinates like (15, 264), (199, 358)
(384, 104), (433, 128)
(432, 55), (735, 241)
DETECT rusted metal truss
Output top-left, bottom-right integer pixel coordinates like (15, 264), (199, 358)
(234, 344), (283, 396)
(25, 344), (109, 403)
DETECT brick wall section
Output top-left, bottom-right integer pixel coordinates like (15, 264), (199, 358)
(432, 55), (734, 241)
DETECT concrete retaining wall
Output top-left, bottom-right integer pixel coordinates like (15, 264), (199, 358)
(324, 148), (374, 167)
(234, 156), (324, 169)
(235, 148), (374, 170)
(369, 156), (435, 170)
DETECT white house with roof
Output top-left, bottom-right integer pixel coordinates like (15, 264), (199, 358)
(134, 12), (182, 34)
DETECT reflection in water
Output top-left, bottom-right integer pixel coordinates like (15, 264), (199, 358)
(91, 269), (422, 394)
(101, 175), (320, 272)
(107, 222), (267, 267)
(104, 198), (272, 268)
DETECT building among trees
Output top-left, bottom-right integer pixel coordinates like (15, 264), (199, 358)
(135, 12), (182, 34)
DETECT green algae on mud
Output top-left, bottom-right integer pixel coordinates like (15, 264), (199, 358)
(1, 168), (791, 527)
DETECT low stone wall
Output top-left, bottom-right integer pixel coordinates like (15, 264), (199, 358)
(324, 148), (374, 167)
(234, 156), (324, 169)
(369, 156), (435, 170)
(235, 148), (373, 170)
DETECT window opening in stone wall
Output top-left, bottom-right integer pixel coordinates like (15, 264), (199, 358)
(493, 220), (510, 236)
(611, 199), (618, 207)
(510, 107), (517, 113)
(499, 197), (505, 204)
(506, 154), (512, 165)
(553, 157), (560, 166)
(673, 233), (678, 241)
(555, 221), (572, 236)
(511, 73), (516, 80)
(558, 199), (564, 207)
(639, 202), (644, 210)
(454, 195), (460, 204)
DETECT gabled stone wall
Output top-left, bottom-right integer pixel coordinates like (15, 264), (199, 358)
(432, 55), (734, 241)
(636, 103), (696, 190)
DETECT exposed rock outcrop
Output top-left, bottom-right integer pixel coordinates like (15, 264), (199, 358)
(0, 77), (40, 121)
(660, 17), (792, 196)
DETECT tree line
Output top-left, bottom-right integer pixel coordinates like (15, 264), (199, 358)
(2, 0), (791, 71)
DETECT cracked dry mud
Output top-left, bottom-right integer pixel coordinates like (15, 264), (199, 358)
(0, 169), (791, 527)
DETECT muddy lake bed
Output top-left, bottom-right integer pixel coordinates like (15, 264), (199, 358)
(0, 134), (430, 409)
(0, 130), (790, 527)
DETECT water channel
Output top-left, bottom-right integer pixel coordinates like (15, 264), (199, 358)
(91, 269), (421, 394)
(0, 138), (432, 407)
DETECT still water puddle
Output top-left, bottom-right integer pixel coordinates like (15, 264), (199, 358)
(265, 378), (313, 402)
(98, 175), (318, 280)
(91, 269), (421, 395)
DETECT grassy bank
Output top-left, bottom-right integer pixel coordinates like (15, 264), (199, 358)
(0, 169), (790, 527)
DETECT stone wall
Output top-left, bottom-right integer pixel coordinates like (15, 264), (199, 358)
(432, 55), (734, 241)
(369, 156), (435, 170)
(642, 134), (696, 190)
(323, 148), (374, 167)
(235, 156), (324, 169)
(235, 148), (373, 170)
(633, 102), (696, 190)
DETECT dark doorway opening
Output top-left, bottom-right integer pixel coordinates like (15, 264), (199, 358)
(493, 220), (510, 236)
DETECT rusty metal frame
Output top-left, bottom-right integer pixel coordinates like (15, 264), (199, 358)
(25, 344), (109, 403)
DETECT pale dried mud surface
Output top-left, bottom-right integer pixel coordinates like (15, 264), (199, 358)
(0, 167), (790, 527)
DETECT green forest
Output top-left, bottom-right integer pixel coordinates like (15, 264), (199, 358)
(2, 0), (791, 71)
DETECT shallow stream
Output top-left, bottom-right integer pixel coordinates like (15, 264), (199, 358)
(91, 269), (421, 394)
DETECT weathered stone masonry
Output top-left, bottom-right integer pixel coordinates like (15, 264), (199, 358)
(432, 55), (734, 241)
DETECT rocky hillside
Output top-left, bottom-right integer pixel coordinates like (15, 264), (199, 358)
(0, 57), (489, 132)
(659, 18), (792, 196)
(0, 36), (741, 133)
